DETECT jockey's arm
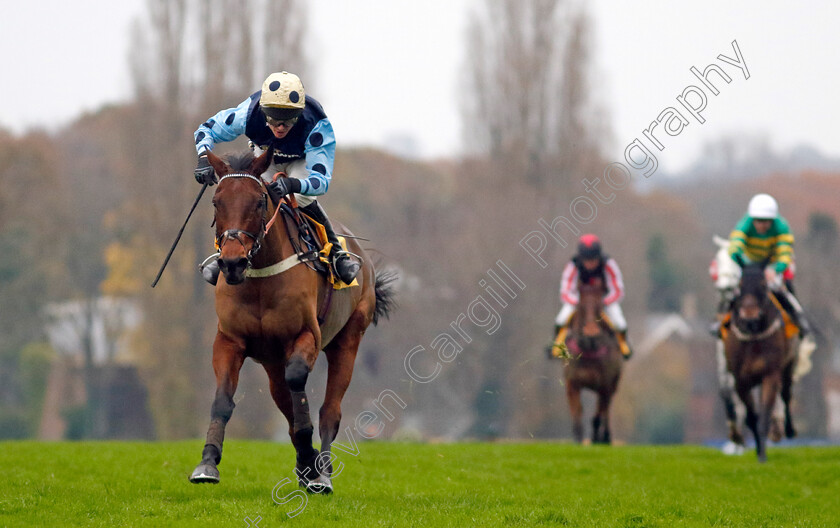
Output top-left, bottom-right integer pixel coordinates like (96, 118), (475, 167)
(297, 119), (336, 197)
(772, 220), (794, 274)
(194, 97), (251, 155)
(603, 258), (625, 305)
(727, 227), (748, 268)
(559, 261), (579, 305)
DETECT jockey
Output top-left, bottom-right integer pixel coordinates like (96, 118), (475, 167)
(724, 193), (811, 337)
(192, 71), (360, 286)
(550, 234), (632, 360)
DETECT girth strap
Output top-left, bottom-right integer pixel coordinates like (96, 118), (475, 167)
(244, 253), (303, 278)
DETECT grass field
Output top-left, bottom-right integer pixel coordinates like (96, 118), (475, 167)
(2, 440), (839, 527)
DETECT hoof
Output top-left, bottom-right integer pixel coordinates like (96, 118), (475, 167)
(721, 441), (745, 456)
(189, 464), (220, 484)
(769, 418), (784, 443)
(306, 474), (333, 494)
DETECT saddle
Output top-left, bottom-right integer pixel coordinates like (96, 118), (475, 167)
(551, 309), (617, 359)
(277, 198), (359, 291)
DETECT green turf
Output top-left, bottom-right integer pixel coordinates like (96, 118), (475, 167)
(1, 441), (838, 527)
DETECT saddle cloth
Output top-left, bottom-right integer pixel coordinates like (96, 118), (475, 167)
(721, 293), (798, 341)
(298, 212), (359, 290)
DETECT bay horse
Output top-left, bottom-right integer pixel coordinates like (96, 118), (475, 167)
(563, 278), (623, 444)
(188, 147), (395, 492)
(710, 236), (788, 454)
(723, 262), (797, 462)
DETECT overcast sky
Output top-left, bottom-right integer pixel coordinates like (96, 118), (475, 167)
(1, 0), (839, 172)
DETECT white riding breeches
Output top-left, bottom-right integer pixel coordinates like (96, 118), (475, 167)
(555, 302), (627, 331)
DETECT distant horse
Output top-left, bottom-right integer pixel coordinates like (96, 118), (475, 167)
(563, 278), (623, 444)
(723, 262), (797, 462)
(711, 236), (791, 454)
(188, 147), (395, 493)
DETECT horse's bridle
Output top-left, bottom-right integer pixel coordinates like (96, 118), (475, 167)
(214, 173), (269, 265)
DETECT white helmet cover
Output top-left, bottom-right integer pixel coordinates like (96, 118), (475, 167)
(260, 71), (305, 120)
(747, 193), (779, 219)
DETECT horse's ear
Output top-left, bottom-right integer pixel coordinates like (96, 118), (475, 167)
(251, 146), (274, 176)
(206, 150), (230, 176)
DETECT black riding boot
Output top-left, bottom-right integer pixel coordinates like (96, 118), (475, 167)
(300, 202), (360, 284)
(774, 290), (811, 338)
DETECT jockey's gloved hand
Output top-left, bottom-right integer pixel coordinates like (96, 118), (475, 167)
(767, 271), (784, 291)
(194, 154), (217, 185)
(266, 178), (302, 203)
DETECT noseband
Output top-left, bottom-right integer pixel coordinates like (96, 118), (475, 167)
(215, 173), (268, 264)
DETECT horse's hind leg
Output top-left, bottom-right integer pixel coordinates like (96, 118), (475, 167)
(566, 383), (583, 443)
(593, 389), (614, 445)
(317, 311), (366, 493)
(285, 331), (321, 491)
(190, 332), (246, 483)
(781, 361), (797, 439)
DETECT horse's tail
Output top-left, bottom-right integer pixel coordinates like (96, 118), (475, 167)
(372, 269), (398, 326)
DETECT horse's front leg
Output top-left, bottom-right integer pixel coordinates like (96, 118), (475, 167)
(595, 386), (616, 445)
(735, 379), (761, 461)
(285, 330), (321, 491)
(781, 360), (797, 439)
(717, 342), (745, 450)
(757, 374), (781, 463)
(190, 331), (246, 483)
(566, 382), (583, 443)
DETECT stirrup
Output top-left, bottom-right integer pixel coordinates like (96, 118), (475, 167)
(331, 249), (360, 284)
(199, 252), (220, 285)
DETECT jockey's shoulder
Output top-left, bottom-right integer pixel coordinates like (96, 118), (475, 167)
(604, 256), (620, 267)
(773, 216), (791, 233)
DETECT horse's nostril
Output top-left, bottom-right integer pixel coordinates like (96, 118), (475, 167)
(219, 258), (249, 274)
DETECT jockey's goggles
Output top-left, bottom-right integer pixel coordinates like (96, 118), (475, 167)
(266, 115), (299, 128)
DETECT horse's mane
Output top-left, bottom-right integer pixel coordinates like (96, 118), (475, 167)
(223, 151), (257, 172)
(740, 263), (766, 296)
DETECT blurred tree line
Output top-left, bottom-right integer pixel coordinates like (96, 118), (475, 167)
(1, 0), (838, 444)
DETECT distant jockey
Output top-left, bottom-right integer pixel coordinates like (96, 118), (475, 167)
(713, 193), (811, 337)
(550, 234), (632, 360)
